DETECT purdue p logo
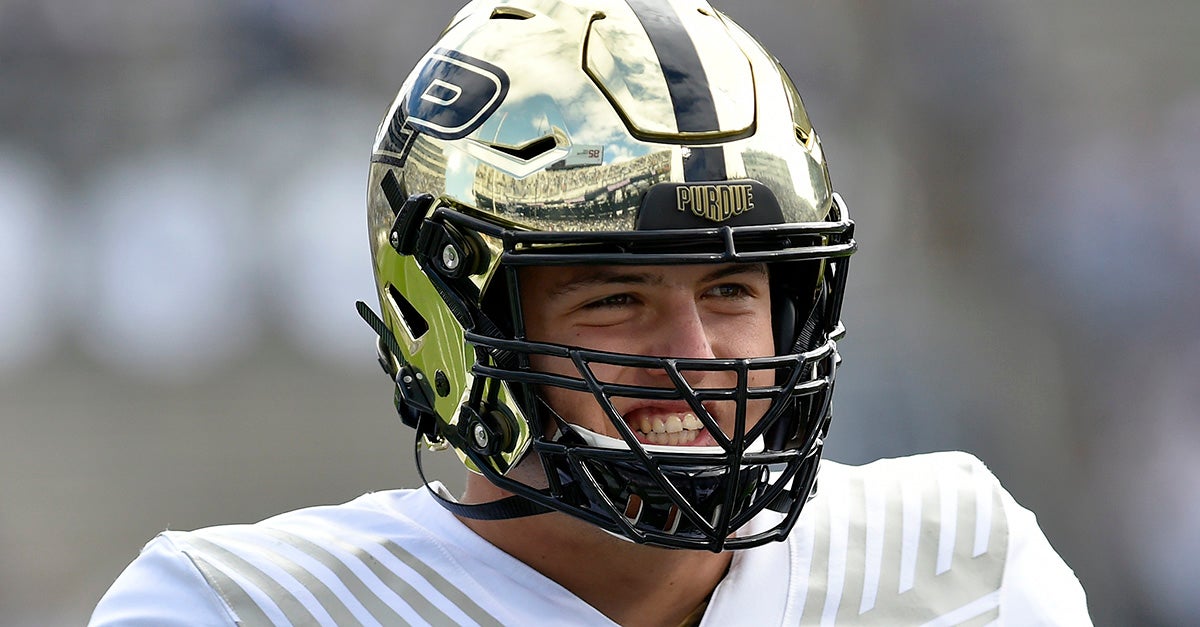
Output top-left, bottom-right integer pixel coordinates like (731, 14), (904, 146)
(404, 49), (509, 140)
(676, 184), (755, 222)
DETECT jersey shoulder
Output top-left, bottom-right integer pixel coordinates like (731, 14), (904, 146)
(706, 452), (1091, 625)
(803, 451), (1014, 624)
(91, 487), (619, 626)
(90, 489), (495, 626)
(89, 532), (242, 626)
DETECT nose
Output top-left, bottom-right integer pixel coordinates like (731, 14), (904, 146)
(624, 294), (715, 389)
(636, 300), (724, 392)
(653, 301), (717, 360)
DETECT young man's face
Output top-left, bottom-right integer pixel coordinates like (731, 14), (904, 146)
(518, 263), (776, 446)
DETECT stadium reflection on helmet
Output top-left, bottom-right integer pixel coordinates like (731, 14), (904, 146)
(359, 0), (855, 551)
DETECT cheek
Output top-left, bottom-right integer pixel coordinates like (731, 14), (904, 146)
(723, 312), (776, 384)
(529, 352), (570, 376)
(719, 311), (775, 357)
(527, 353), (612, 433)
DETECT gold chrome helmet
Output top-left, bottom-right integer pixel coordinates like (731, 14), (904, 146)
(360, 0), (855, 551)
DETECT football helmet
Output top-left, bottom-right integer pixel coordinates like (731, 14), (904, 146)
(360, 0), (855, 551)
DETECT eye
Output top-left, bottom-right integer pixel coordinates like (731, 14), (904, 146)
(583, 293), (636, 309)
(707, 283), (752, 299)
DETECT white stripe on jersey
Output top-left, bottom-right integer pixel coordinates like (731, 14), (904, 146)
(288, 518), (493, 625)
(973, 459), (994, 557)
(899, 475), (922, 594)
(788, 501), (819, 620)
(217, 530), (392, 625)
(937, 469), (957, 575)
(859, 471), (886, 614)
(187, 536), (324, 625)
(257, 527), (410, 624)
(820, 475), (850, 625)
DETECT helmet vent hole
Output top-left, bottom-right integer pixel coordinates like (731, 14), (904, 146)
(490, 7), (534, 20)
(489, 135), (559, 161)
(388, 284), (430, 339)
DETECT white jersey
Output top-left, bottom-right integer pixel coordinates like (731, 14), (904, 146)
(90, 452), (1091, 626)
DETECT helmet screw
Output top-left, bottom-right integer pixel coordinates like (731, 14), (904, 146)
(434, 370), (450, 397)
(389, 230), (400, 249)
(441, 244), (461, 271)
(471, 422), (490, 449)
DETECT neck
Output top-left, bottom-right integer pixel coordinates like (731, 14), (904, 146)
(459, 476), (731, 627)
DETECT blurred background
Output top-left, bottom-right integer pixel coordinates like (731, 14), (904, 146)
(1, 0), (1196, 624)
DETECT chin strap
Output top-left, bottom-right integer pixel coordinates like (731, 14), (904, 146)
(412, 431), (552, 520)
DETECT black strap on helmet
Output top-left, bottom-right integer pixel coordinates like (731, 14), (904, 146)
(412, 430), (552, 520)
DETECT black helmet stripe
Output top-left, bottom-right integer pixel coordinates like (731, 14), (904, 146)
(624, 0), (728, 181)
(624, 0), (719, 133)
(680, 146), (726, 182)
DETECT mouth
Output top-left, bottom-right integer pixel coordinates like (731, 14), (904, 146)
(626, 407), (716, 446)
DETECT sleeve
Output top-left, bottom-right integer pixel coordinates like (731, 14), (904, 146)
(998, 485), (1093, 626)
(89, 533), (237, 627)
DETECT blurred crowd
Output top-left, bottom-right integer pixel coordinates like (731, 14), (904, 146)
(1, 1), (1196, 625)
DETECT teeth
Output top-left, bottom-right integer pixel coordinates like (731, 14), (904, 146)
(631, 411), (707, 446)
(635, 413), (702, 433)
(642, 429), (701, 446)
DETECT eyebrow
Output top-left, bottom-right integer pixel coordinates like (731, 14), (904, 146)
(545, 263), (768, 297)
(705, 263), (768, 283)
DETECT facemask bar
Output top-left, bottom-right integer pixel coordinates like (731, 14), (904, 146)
(467, 333), (838, 453)
(462, 325), (838, 549)
(563, 351), (825, 546)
